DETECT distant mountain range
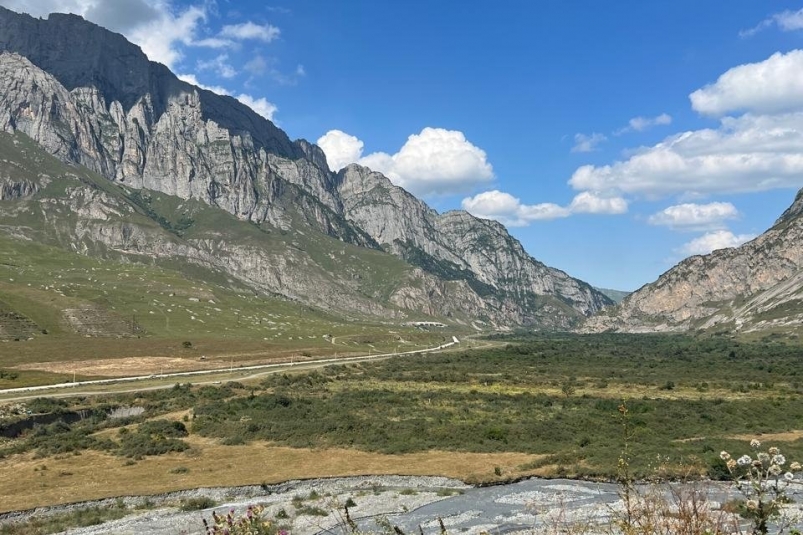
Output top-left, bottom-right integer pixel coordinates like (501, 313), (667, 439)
(0, 6), (612, 332)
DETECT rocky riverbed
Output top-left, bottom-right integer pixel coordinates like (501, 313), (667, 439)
(3, 475), (803, 534)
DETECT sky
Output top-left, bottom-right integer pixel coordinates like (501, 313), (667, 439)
(3, 1), (803, 291)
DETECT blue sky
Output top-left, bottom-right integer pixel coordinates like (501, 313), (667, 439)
(4, 1), (803, 290)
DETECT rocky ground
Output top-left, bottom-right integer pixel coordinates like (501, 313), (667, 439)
(0, 475), (468, 535)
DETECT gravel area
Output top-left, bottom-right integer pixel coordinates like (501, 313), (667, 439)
(4, 476), (803, 534)
(0, 475), (467, 535)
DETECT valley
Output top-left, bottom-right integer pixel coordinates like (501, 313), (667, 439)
(2, 3), (803, 534)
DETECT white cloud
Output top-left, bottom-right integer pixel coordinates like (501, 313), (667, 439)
(678, 230), (756, 256)
(0, 0), (208, 69)
(690, 51), (803, 116)
(0, 1), (284, 71)
(197, 54), (237, 78)
(569, 191), (628, 214)
(0, 0), (158, 33)
(741, 8), (803, 37)
(316, 130), (364, 172)
(177, 74), (278, 121)
(318, 127), (494, 196)
(219, 21), (280, 43)
(128, 4), (206, 68)
(615, 113), (672, 135)
(461, 190), (626, 226)
(461, 190), (570, 226)
(177, 73), (228, 95)
(569, 111), (803, 198)
(648, 202), (739, 231)
(232, 94), (277, 121)
(571, 132), (607, 153)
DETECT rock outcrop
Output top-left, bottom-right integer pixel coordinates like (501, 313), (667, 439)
(584, 188), (803, 333)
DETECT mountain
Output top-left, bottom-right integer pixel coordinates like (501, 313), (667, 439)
(584, 189), (803, 334)
(594, 288), (631, 304)
(0, 6), (611, 330)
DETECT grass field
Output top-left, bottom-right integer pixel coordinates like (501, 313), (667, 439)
(0, 233), (457, 389)
(3, 332), (803, 512)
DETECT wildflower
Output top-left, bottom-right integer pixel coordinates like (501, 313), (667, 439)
(738, 455), (752, 466)
(791, 461), (802, 471)
(768, 447), (780, 455)
(785, 472), (795, 481)
(750, 439), (761, 449)
(720, 451), (731, 460)
(758, 452), (771, 463)
(772, 454), (786, 466)
(727, 459), (737, 470)
(746, 499), (759, 510)
(769, 464), (782, 476)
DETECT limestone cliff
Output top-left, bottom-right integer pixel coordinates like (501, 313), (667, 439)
(0, 6), (612, 328)
(584, 188), (803, 333)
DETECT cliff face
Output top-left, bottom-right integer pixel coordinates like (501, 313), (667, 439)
(0, 6), (612, 328)
(336, 165), (611, 326)
(584, 189), (803, 333)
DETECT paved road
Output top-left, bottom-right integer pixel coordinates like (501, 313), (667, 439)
(0, 341), (459, 401)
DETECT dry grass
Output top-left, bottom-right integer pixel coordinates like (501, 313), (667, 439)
(729, 430), (803, 442)
(0, 437), (544, 512)
(0, 337), (344, 369)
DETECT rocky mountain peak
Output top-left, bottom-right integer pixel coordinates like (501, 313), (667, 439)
(0, 6), (613, 329)
(775, 187), (803, 227)
(0, 5), (298, 160)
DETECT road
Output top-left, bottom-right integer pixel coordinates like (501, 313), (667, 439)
(0, 340), (459, 401)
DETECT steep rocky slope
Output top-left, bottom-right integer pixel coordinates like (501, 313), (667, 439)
(584, 189), (803, 333)
(0, 6), (611, 328)
(336, 165), (610, 325)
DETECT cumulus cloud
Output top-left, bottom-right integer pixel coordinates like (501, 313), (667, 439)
(571, 132), (607, 153)
(461, 190), (627, 226)
(678, 230), (756, 256)
(197, 54), (237, 78)
(234, 94), (278, 121)
(570, 51), (803, 199)
(0, 1), (283, 70)
(0, 0), (158, 33)
(461, 190), (570, 226)
(569, 191), (628, 214)
(615, 113), (672, 135)
(648, 202), (739, 231)
(317, 127), (494, 196)
(219, 21), (280, 42)
(569, 111), (803, 198)
(316, 130), (364, 171)
(177, 74), (278, 121)
(690, 51), (803, 116)
(741, 8), (803, 37)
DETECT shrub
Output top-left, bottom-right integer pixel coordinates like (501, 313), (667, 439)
(180, 497), (216, 511)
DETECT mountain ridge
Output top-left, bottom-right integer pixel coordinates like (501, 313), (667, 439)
(0, 6), (612, 329)
(584, 188), (803, 334)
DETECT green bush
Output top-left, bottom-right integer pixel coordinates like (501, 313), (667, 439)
(180, 497), (216, 511)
